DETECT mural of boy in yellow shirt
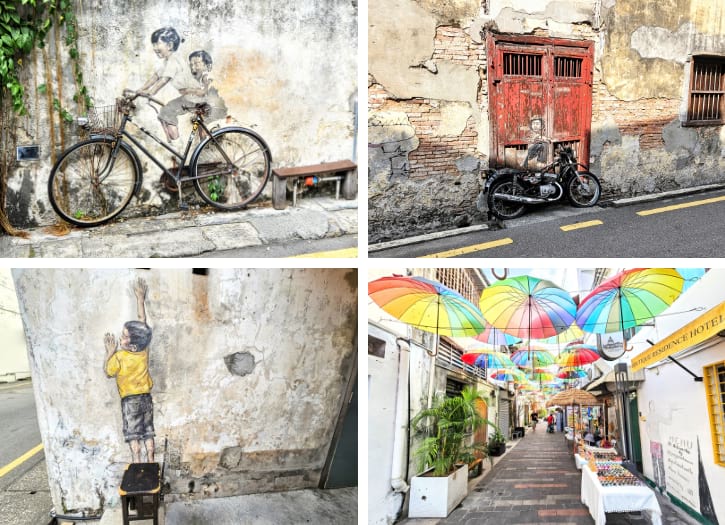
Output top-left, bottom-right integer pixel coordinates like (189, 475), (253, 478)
(104, 277), (155, 464)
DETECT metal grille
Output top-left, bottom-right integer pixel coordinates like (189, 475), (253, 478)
(503, 53), (542, 77)
(436, 339), (486, 380)
(554, 56), (583, 78)
(704, 362), (725, 466)
(436, 268), (478, 306)
(688, 57), (724, 124)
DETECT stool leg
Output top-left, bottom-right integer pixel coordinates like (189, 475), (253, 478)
(153, 493), (159, 525)
(121, 495), (129, 525)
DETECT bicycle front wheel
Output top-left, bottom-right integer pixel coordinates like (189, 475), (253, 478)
(48, 139), (139, 227)
(192, 128), (271, 210)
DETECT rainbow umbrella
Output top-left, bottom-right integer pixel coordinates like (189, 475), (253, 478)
(462, 350), (515, 370)
(490, 368), (527, 382)
(555, 341), (600, 367)
(576, 268), (684, 334)
(677, 268), (706, 292)
(369, 275), (486, 337)
(474, 323), (521, 347)
(480, 275), (577, 340)
(557, 367), (588, 380)
(511, 348), (555, 368)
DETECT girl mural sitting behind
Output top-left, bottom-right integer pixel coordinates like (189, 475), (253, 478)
(104, 277), (155, 464)
(158, 50), (228, 138)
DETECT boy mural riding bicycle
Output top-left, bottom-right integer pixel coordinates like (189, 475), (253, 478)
(104, 277), (155, 463)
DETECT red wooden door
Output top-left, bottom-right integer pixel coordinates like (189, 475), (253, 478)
(487, 35), (593, 168)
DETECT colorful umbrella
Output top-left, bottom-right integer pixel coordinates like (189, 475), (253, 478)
(676, 268), (706, 292)
(575, 268), (684, 334)
(490, 368), (527, 382)
(555, 342), (600, 367)
(369, 275), (486, 337)
(556, 368), (588, 380)
(462, 350), (515, 370)
(479, 275), (577, 340)
(474, 323), (521, 347)
(511, 348), (555, 368)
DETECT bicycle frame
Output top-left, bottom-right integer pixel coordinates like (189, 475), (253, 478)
(95, 102), (237, 194)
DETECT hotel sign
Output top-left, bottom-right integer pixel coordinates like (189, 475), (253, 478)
(630, 301), (725, 372)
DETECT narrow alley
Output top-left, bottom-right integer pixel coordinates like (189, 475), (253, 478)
(406, 422), (701, 525)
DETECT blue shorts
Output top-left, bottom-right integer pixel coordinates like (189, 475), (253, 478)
(121, 393), (155, 442)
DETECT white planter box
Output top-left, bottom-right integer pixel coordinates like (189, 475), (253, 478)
(408, 463), (468, 518)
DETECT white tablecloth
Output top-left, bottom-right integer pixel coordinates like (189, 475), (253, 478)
(574, 453), (588, 470)
(580, 466), (662, 525)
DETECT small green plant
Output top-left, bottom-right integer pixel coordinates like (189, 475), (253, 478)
(207, 176), (222, 201)
(411, 386), (495, 476)
(73, 209), (84, 219)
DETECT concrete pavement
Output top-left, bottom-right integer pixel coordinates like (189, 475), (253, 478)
(52, 487), (357, 525)
(0, 197), (357, 258)
(400, 422), (700, 525)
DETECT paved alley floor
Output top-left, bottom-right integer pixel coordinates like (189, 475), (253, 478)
(404, 422), (701, 525)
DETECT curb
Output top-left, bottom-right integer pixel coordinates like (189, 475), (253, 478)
(368, 183), (725, 252)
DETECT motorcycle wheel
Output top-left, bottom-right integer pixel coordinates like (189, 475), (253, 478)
(567, 171), (601, 208)
(487, 178), (527, 219)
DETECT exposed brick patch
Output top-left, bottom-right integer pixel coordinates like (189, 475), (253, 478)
(432, 26), (485, 68)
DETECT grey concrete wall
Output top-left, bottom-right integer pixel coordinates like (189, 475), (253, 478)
(12, 268), (357, 516)
(8, 0), (357, 228)
(368, 0), (725, 242)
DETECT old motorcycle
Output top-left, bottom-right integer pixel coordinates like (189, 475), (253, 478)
(482, 142), (601, 220)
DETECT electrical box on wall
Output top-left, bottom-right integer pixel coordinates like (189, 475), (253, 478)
(16, 145), (40, 161)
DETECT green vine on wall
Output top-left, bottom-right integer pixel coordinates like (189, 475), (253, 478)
(0, 0), (90, 236)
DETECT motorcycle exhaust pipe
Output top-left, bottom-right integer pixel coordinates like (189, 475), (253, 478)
(491, 193), (547, 204)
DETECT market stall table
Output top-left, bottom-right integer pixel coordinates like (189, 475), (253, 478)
(580, 465), (662, 525)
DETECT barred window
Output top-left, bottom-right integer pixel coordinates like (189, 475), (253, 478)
(554, 56), (582, 78)
(686, 56), (725, 125)
(503, 53), (542, 77)
(704, 361), (725, 466)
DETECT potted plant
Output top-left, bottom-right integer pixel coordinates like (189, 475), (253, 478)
(487, 429), (507, 457)
(408, 386), (493, 518)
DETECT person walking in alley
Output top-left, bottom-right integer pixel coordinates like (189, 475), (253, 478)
(104, 277), (155, 463)
(546, 412), (555, 433)
(531, 411), (538, 431)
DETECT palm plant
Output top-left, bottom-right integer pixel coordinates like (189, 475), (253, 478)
(411, 386), (496, 476)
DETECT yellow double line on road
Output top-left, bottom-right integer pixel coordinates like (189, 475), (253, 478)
(0, 444), (44, 478)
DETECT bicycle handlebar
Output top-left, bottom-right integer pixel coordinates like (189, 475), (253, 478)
(121, 89), (164, 107)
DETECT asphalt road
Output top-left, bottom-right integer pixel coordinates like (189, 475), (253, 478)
(0, 381), (51, 525)
(370, 188), (725, 258)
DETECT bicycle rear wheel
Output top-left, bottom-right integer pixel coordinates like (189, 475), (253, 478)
(48, 138), (139, 227)
(191, 128), (271, 210)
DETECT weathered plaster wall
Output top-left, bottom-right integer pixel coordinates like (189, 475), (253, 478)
(369, 0), (725, 242)
(12, 268), (357, 516)
(8, 0), (357, 228)
(591, 0), (725, 196)
(0, 269), (29, 382)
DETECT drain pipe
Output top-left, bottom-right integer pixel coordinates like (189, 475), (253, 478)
(391, 338), (411, 493)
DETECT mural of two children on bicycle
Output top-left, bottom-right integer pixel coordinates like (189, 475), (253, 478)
(135, 27), (227, 145)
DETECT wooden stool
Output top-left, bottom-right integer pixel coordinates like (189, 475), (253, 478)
(119, 462), (160, 525)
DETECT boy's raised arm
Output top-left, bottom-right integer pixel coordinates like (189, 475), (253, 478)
(134, 278), (148, 324)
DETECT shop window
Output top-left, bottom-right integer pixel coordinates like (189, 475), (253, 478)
(686, 56), (725, 125)
(703, 361), (725, 466)
(503, 53), (542, 77)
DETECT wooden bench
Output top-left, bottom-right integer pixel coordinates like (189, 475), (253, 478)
(272, 159), (357, 210)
